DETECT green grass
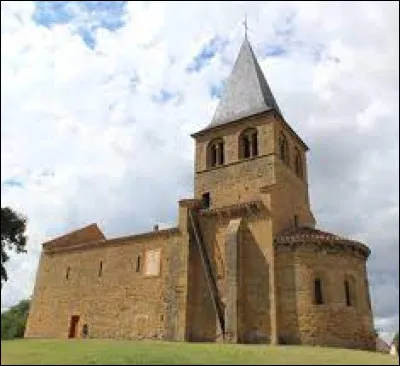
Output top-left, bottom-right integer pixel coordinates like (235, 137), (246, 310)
(1, 339), (398, 365)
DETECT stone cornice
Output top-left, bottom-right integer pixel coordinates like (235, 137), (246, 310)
(195, 152), (274, 175)
(178, 198), (202, 209)
(198, 200), (268, 219)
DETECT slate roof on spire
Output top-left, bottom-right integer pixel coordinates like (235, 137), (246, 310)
(208, 37), (282, 130)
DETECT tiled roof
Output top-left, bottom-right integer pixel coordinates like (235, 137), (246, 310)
(190, 37), (309, 152)
(44, 227), (180, 254)
(274, 226), (370, 256)
(275, 226), (344, 243)
(42, 223), (105, 249)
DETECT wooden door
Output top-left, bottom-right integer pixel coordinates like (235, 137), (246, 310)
(68, 315), (80, 338)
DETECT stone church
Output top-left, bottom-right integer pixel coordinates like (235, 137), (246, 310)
(25, 35), (375, 350)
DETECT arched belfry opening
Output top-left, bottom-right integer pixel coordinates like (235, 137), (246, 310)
(239, 128), (258, 159)
(294, 147), (303, 178)
(207, 138), (225, 168)
(279, 132), (289, 164)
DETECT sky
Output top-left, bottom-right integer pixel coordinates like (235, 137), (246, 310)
(1, 1), (399, 343)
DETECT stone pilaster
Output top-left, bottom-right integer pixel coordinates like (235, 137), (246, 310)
(224, 218), (242, 343)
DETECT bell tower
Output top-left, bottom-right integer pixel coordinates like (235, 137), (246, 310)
(191, 37), (315, 233)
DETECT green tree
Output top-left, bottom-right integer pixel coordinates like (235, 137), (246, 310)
(1, 299), (30, 339)
(1, 207), (28, 288)
(394, 331), (399, 350)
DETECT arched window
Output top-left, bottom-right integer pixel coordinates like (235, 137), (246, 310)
(344, 275), (356, 307)
(294, 148), (303, 178)
(207, 138), (225, 168)
(344, 280), (351, 306)
(98, 261), (103, 277)
(279, 132), (289, 164)
(314, 278), (324, 305)
(364, 277), (371, 310)
(239, 128), (258, 159)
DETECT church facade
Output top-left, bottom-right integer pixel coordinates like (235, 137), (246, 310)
(25, 36), (375, 350)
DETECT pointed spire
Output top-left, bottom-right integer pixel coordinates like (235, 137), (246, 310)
(207, 37), (282, 129)
(243, 14), (248, 40)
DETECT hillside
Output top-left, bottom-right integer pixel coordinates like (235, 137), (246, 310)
(1, 339), (398, 365)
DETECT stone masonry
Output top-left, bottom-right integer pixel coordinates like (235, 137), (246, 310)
(25, 36), (375, 350)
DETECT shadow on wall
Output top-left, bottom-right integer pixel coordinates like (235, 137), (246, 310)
(276, 249), (301, 345)
(239, 222), (271, 344)
(186, 221), (218, 342)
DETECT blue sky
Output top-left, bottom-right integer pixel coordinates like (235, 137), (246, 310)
(186, 36), (230, 73)
(3, 178), (24, 188)
(33, 2), (291, 75)
(1, 1), (398, 343)
(33, 1), (126, 48)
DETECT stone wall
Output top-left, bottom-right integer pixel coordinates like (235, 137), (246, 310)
(270, 117), (315, 235)
(25, 108), (376, 352)
(185, 210), (274, 344)
(276, 244), (375, 350)
(224, 218), (242, 343)
(238, 219), (271, 343)
(25, 228), (189, 341)
(194, 113), (276, 209)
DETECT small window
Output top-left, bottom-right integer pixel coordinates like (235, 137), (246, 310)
(202, 192), (210, 209)
(294, 215), (299, 228)
(295, 148), (303, 178)
(136, 256), (141, 273)
(344, 280), (351, 306)
(345, 276), (356, 307)
(314, 278), (324, 305)
(365, 278), (371, 310)
(66, 267), (70, 280)
(98, 261), (103, 277)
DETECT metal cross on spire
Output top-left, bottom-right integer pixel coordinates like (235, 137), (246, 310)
(243, 14), (249, 39)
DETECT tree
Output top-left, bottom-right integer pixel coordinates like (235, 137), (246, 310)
(1, 299), (30, 339)
(394, 331), (399, 350)
(1, 207), (27, 288)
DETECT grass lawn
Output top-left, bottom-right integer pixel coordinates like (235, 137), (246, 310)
(1, 339), (398, 365)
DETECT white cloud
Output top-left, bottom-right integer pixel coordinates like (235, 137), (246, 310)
(1, 1), (398, 339)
